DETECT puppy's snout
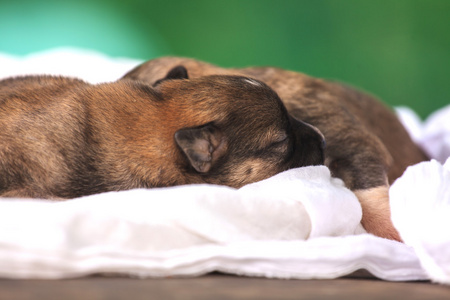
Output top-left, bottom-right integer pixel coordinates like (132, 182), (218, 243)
(319, 134), (326, 150)
(290, 116), (325, 166)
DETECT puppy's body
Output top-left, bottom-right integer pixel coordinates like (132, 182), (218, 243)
(0, 72), (324, 199)
(123, 57), (429, 240)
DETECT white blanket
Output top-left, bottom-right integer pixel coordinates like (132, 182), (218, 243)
(0, 49), (449, 283)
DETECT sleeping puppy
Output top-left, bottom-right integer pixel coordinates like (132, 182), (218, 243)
(0, 67), (324, 199)
(123, 57), (429, 241)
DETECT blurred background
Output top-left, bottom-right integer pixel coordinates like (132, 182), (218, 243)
(0, 0), (448, 118)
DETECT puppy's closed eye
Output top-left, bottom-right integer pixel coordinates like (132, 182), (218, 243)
(269, 133), (289, 150)
(270, 132), (289, 147)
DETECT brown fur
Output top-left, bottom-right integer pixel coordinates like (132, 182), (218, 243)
(0, 71), (325, 199)
(123, 57), (429, 241)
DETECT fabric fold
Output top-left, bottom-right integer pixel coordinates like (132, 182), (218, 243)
(0, 166), (364, 279)
(391, 158), (450, 284)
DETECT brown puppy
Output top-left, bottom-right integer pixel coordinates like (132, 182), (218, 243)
(0, 68), (324, 199)
(123, 57), (429, 241)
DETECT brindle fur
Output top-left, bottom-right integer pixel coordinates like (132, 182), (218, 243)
(0, 70), (324, 199)
(123, 57), (429, 241)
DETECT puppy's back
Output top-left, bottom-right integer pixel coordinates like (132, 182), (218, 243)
(0, 76), (92, 198)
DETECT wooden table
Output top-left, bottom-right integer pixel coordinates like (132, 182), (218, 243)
(1, 274), (449, 300)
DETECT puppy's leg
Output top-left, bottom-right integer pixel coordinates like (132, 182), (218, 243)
(322, 125), (401, 241)
(354, 186), (401, 241)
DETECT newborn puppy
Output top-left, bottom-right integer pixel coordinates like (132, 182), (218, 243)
(0, 67), (324, 199)
(123, 57), (429, 241)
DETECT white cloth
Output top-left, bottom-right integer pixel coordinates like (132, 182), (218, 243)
(391, 158), (450, 285)
(0, 49), (449, 283)
(0, 47), (140, 84)
(397, 106), (450, 164)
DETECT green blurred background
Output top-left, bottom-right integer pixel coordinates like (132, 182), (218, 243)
(1, 0), (448, 118)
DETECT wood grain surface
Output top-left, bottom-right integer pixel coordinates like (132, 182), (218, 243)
(0, 274), (449, 300)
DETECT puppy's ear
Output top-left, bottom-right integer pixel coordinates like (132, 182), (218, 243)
(153, 65), (188, 86)
(175, 124), (227, 173)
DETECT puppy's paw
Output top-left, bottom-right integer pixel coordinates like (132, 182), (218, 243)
(354, 186), (402, 242)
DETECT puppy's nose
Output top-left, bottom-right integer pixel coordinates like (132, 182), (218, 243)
(320, 137), (326, 150)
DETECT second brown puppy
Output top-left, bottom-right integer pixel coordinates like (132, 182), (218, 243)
(123, 57), (429, 241)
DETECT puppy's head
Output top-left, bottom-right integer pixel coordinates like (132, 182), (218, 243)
(152, 66), (325, 187)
